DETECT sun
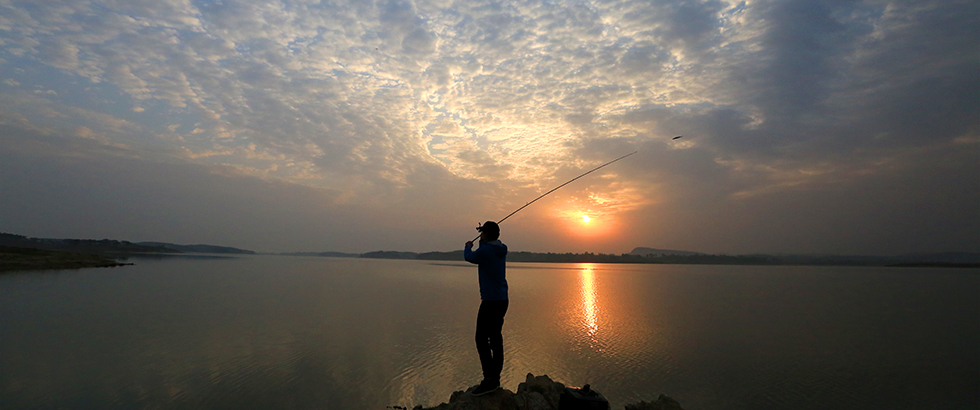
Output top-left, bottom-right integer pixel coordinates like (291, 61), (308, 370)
(556, 208), (615, 238)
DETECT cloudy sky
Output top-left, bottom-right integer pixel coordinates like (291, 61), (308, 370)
(0, 0), (977, 255)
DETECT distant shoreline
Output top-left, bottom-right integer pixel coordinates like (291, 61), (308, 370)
(0, 232), (256, 272)
(2, 232), (976, 270)
(285, 250), (980, 268)
(0, 246), (131, 272)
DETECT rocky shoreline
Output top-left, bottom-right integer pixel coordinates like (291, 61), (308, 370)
(391, 373), (683, 410)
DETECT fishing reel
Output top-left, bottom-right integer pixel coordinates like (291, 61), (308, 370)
(473, 221), (499, 242)
(475, 221), (498, 233)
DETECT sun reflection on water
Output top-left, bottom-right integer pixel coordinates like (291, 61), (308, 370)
(580, 265), (600, 349)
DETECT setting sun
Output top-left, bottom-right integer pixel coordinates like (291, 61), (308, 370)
(555, 207), (617, 238)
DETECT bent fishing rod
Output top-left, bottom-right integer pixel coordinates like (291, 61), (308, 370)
(471, 151), (638, 241)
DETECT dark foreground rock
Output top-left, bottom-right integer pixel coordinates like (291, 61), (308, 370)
(623, 395), (684, 410)
(395, 373), (683, 410)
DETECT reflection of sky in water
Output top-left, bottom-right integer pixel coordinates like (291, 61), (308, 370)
(1, 258), (977, 410)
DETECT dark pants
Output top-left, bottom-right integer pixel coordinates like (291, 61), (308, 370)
(475, 299), (509, 383)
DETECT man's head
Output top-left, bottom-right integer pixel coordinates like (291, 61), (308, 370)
(478, 221), (500, 241)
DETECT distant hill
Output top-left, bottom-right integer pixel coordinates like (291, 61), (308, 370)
(137, 242), (255, 254)
(280, 251), (359, 258)
(0, 233), (175, 254)
(361, 250), (420, 259)
(0, 233), (255, 255)
(418, 250), (465, 260)
(629, 247), (703, 256)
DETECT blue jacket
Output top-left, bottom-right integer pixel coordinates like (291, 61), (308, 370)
(464, 240), (509, 301)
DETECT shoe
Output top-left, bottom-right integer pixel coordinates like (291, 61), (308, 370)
(471, 380), (500, 396)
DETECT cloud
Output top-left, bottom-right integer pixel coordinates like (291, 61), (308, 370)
(402, 27), (437, 55)
(38, 38), (82, 71)
(0, 122), (494, 252)
(617, 42), (672, 77)
(0, 0), (976, 254)
(455, 148), (514, 180)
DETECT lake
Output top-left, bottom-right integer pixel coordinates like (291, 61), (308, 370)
(0, 255), (977, 409)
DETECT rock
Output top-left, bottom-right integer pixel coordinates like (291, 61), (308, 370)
(513, 391), (551, 410)
(413, 384), (519, 410)
(406, 373), (682, 410)
(516, 373), (564, 410)
(623, 394), (684, 410)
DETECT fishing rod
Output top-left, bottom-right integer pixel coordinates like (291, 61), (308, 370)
(472, 151), (638, 241)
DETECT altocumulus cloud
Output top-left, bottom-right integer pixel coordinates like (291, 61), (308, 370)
(0, 0), (976, 254)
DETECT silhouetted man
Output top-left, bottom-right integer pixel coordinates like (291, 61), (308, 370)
(464, 221), (508, 396)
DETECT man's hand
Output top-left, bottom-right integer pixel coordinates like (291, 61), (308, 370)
(465, 241), (474, 247)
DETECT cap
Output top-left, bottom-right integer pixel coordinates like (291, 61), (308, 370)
(476, 221), (499, 235)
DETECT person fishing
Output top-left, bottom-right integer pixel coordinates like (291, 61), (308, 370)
(457, 151), (638, 396)
(464, 221), (508, 396)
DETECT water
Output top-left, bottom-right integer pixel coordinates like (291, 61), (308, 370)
(0, 255), (977, 410)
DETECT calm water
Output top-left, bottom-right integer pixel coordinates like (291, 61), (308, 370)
(0, 255), (977, 410)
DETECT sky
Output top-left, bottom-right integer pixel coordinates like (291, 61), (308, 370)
(0, 0), (977, 255)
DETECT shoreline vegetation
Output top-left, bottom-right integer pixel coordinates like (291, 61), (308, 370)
(2, 232), (977, 272)
(0, 246), (132, 272)
(0, 233), (254, 272)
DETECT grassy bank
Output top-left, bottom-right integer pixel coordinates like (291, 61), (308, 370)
(0, 246), (131, 272)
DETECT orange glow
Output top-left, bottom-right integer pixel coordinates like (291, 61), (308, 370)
(555, 208), (617, 238)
